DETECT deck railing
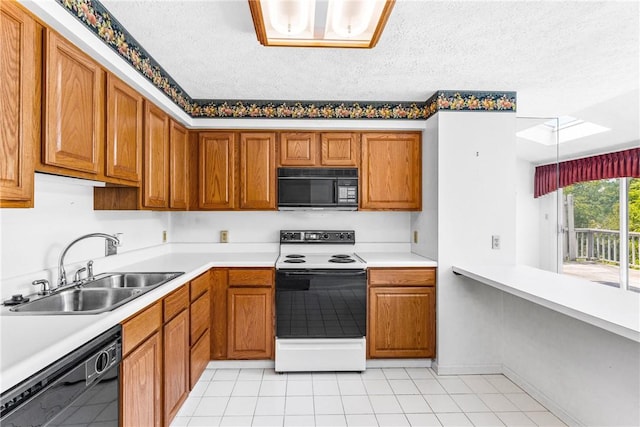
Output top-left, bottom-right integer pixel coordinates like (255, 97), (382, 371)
(569, 228), (640, 268)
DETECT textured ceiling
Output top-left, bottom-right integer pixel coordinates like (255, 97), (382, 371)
(99, 0), (639, 118)
(95, 0), (639, 162)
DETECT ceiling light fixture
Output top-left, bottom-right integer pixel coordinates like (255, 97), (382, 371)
(248, 0), (395, 48)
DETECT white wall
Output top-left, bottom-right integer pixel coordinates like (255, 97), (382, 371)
(515, 158), (541, 268)
(514, 157), (559, 271)
(1, 173), (412, 298)
(411, 115), (438, 260)
(433, 111), (518, 374)
(170, 211), (411, 244)
(502, 294), (640, 426)
(0, 174), (170, 284)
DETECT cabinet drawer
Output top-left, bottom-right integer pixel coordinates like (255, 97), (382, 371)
(164, 285), (189, 321)
(122, 302), (162, 356)
(368, 268), (436, 287)
(190, 291), (210, 344)
(190, 329), (211, 389)
(190, 271), (209, 301)
(228, 268), (273, 287)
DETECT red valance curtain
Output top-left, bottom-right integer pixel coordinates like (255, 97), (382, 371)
(534, 147), (640, 198)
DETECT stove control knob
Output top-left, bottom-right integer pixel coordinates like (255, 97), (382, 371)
(339, 233), (345, 239)
(322, 233), (329, 240)
(346, 233), (353, 240)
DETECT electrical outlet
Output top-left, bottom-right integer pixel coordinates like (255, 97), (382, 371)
(162, 230), (167, 243)
(413, 231), (419, 244)
(492, 235), (500, 250)
(220, 230), (228, 243)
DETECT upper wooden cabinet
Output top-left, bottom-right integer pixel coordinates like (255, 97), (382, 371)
(279, 132), (359, 167)
(240, 132), (276, 210)
(279, 132), (318, 166)
(198, 132), (236, 210)
(169, 120), (189, 209)
(360, 132), (421, 210)
(42, 29), (105, 175)
(106, 74), (143, 183)
(321, 133), (359, 167)
(143, 102), (170, 209)
(0, 0), (40, 208)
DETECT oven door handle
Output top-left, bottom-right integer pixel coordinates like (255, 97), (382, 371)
(278, 270), (367, 277)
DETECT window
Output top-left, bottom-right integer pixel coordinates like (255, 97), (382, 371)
(562, 177), (639, 292)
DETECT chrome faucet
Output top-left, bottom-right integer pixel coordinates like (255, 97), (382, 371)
(58, 233), (121, 289)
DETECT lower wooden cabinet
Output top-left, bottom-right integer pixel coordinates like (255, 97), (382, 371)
(121, 278), (211, 427)
(190, 274), (211, 388)
(191, 329), (211, 389)
(227, 287), (273, 359)
(163, 308), (189, 426)
(121, 331), (162, 427)
(367, 268), (436, 358)
(211, 268), (274, 360)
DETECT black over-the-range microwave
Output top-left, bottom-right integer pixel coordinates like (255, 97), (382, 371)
(277, 168), (358, 210)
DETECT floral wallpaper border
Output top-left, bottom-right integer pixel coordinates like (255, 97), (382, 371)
(55, 0), (517, 120)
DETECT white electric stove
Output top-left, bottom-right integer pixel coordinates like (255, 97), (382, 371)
(275, 230), (367, 372)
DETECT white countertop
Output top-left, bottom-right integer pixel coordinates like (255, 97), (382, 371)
(452, 264), (640, 342)
(0, 247), (436, 393)
(0, 251), (278, 393)
(357, 252), (437, 268)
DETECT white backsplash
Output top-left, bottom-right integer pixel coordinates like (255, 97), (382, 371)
(0, 174), (170, 282)
(170, 211), (411, 244)
(1, 174), (412, 297)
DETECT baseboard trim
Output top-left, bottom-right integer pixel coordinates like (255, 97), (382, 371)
(433, 363), (502, 375)
(502, 365), (582, 427)
(206, 359), (433, 370)
(207, 360), (275, 369)
(366, 359), (432, 368)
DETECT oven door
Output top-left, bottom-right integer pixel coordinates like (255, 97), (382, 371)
(276, 269), (367, 339)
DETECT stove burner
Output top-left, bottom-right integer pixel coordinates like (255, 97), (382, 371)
(284, 259), (306, 263)
(285, 254), (305, 259)
(331, 254), (352, 259)
(329, 258), (356, 263)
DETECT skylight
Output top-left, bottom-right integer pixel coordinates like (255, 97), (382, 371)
(517, 116), (610, 145)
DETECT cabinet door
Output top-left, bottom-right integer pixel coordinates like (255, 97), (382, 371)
(321, 133), (359, 166)
(190, 329), (210, 389)
(227, 287), (273, 359)
(44, 30), (104, 174)
(121, 332), (162, 427)
(279, 132), (318, 166)
(368, 287), (435, 358)
(198, 132), (235, 209)
(240, 132), (276, 209)
(106, 74), (142, 183)
(164, 309), (189, 427)
(143, 102), (170, 208)
(191, 291), (210, 345)
(360, 133), (421, 210)
(0, 1), (38, 207)
(169, 121), (189, 209)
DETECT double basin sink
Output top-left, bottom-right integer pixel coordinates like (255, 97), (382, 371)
(10, 272), (183, 315)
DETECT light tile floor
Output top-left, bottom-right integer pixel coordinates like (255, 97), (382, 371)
(170, 368), (566, 427)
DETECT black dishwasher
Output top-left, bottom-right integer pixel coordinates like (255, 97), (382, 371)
(0, 325), (122, 427)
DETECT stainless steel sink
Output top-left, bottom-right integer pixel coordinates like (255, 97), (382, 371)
(9, 272), (184, 315)
(81, 272), (183, 289)
(10, 288), (143, 314)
